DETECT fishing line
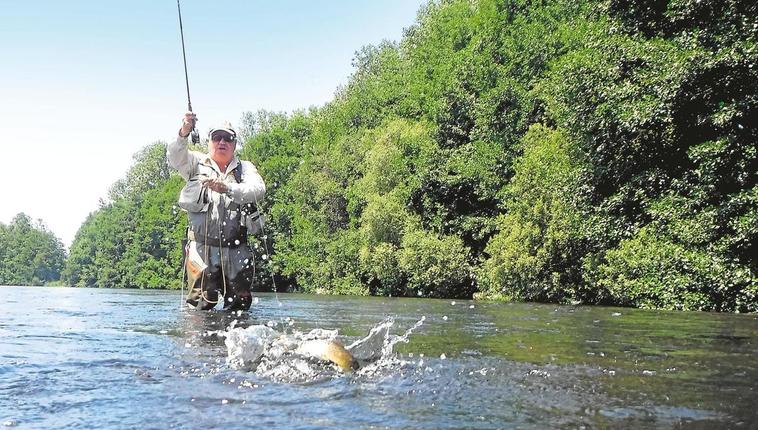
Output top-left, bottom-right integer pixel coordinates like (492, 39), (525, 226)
(252, 191), (281, 306)
(180, 244), (187, 310)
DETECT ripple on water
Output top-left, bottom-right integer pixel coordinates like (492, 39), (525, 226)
(48, 309), (101, 318)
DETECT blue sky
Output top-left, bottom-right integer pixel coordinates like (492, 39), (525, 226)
(0, 0), (425, 247)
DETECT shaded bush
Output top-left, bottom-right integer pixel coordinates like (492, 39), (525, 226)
(586, 226), (757, 312)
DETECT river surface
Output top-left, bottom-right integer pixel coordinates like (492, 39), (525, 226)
(0, 286), (756, 429)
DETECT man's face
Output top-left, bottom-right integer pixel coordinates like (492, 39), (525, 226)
(208, 131), (236, 165)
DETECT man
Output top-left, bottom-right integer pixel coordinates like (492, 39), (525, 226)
(168, 112), (266, 310)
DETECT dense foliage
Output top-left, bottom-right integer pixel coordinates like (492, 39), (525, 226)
(0, 213), (66, 285)
(239, 0), (756, 311)
(61, 0), (756, 311)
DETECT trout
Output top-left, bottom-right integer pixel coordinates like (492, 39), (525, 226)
(297, 339), (359, 372)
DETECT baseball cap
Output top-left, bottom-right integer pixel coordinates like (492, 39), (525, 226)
(208, 121), (237, 140)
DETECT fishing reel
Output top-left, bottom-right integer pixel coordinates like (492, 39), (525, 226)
(190, 128), (200, 144)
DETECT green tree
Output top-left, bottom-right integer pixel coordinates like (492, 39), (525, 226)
(0, 213), (66, 285)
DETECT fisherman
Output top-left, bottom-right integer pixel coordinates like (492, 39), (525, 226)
(168, 112), (266, 311)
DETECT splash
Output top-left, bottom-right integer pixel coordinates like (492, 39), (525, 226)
(222, 316), (425, 383)
(352, 316), (425, 377)
(224, 324), (278, 369)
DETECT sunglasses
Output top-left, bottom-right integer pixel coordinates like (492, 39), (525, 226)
(211, 133), (236, 143)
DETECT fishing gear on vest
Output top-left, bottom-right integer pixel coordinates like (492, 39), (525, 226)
(177, 0), (199, 144)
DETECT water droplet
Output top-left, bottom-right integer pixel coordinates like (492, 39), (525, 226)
(234, 239), (240, 245)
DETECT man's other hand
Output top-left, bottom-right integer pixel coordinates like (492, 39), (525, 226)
(202, 178), (228, 194)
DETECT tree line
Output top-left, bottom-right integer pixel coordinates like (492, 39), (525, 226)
(8, 0), (757, 312)
(0, 213), (66, 286)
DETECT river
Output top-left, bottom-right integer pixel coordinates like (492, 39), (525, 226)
(0, 286), (756, 429)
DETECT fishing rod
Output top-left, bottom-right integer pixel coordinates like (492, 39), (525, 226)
(176, 0), (196, 310)
(177, 0), (199, 144)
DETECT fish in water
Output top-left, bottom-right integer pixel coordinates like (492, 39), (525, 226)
(297, 338), (359, 372)
(224, 326), (361, 372)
